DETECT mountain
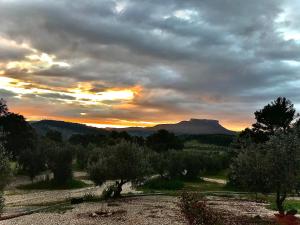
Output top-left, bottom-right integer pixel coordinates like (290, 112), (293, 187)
(31, 120), (108, 139)
(30, 118), (236, 138)
(118, 119), (235, 136)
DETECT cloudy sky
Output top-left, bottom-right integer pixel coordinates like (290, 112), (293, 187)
(0, 0), (300, 130)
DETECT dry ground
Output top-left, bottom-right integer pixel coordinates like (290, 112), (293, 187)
(1, 196), (186, 225)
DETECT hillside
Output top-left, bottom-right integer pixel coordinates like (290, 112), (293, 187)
(30, 118), (235, 138)
(118, 119), (235, 136)
(31, 120), (108, 138)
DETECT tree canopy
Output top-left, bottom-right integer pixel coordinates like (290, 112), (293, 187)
(88, 141), (150, 197)
(146, 129), (183, 152)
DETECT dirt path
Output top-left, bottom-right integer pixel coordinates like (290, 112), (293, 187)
(202, 177), (227, 184)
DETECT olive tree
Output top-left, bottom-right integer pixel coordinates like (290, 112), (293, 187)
(44, 139), (74, 185)
(230, 131), (300, 214)
(88, 141), (150, 198)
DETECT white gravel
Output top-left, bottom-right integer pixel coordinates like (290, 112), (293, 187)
(1, 196), (186, 225)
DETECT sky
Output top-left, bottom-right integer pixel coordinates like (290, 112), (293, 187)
(0, 0), (300, 131)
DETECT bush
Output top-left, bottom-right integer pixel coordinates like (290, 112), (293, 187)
(179, 192), (223, 225)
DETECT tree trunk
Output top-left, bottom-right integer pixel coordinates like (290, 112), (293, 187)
(113, 180), (127, 198)
(276, 191), (286, 215)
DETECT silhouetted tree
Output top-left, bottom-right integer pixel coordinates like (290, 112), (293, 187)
(146, 129), (183, 152)
(236, 97), (297, 148)
(253, 97), (296, 134)
(0, 113), (37, 159)
(0, 98), (8, 116)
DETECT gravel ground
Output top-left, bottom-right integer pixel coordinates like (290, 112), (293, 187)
(1, 196), (186, 225)
(206, 196), (274, 218)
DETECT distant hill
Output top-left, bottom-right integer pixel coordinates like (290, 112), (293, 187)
(115, 119), (236, 136)
(31, 120), (108, 139)
(30, 118), (236, 138)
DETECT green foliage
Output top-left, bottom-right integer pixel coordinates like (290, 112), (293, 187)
(0, 143), (10, 190)
(17, 179), (88, 190)
(253, 97), (296, 134)
(142, 177), (184, 190)
(69, 133), (107, 147)
(183, 134), (235, 147)
(74, 144), (94, 169)
(45, 130), (63, 143)
(18, 139), (46, 180)
(230, 131), (300, 213)
(88, 141), (151, 197)
(150, 150), (206, 180)
(146, 129), (183, 152)
(0, 141), (10, 215)
(0, 113), (37, 159)
(44, 139), (74, 185)
(236, 97), (297, 149)
(228, 144), (270, 193)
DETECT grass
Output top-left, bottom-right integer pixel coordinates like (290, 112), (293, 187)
(268, 199), (300, 212)
(139, 177), (227, 195)
(17, 179), (89, 190)
(142, 177), (184, 190)
(203, 169), (229, 180)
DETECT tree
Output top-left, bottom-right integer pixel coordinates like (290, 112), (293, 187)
(18, 140), (46, 181)
(253, 97), (296, 135)
(45, 130), (63, 143)
(230, 131), (300, 214)
(74, 144), (94, 169)
(235, 97), (297, 148)
(146, 129), (183, 152)
(44, 139), (74, 185)
(0, 141), (10, 215)
(0, 113), (37, 159)
(88, 141), (150, 197)
(264, 132), (300, 214)
(228, 144), (270, 195)
(0, 98), (8, 116)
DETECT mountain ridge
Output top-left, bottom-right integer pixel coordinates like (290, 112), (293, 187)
(31, 118), (236, 137)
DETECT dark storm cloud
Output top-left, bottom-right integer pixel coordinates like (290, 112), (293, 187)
(0, 0), (300, 128)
